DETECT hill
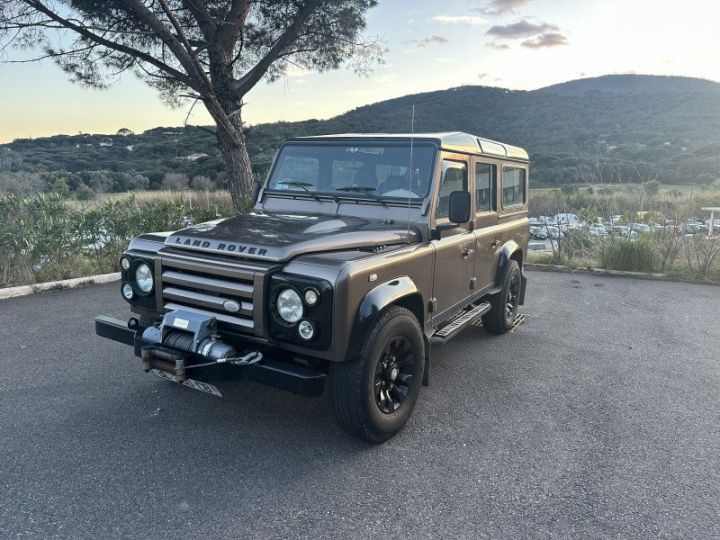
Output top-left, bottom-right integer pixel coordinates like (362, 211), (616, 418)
(539, 74), (720, 95)
(1, 74), (720, 196)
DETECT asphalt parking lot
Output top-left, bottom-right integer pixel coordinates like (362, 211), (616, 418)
(1, 270), (718, 539)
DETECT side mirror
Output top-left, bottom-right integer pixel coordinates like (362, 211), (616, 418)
(431, 191), (472, 240)
(448, 190), (471, 224)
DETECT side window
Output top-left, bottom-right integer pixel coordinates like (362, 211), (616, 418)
(475, 163), (496, 213)
(502, 167), (526, 207)
(436, 160), (468, 220)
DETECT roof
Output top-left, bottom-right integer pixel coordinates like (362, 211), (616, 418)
(290, 132), (529, 162)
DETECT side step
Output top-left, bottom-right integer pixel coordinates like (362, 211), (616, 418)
(431, 302), (491, 346)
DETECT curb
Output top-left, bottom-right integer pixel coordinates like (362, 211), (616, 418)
(525, 263), (719, 286)
(0, 272), (120, 300)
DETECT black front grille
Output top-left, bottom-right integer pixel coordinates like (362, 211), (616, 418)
(159, 256), (266, 333)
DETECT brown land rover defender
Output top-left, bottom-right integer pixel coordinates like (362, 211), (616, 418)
(96, 132), (529, 442)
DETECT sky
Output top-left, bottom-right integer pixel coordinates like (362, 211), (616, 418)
(1, 0), (719, 143)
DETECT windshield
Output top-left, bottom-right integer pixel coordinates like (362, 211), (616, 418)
(266, 143), (436, 201)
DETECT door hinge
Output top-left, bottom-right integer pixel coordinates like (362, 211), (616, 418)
(428, 298), (437, 313)
(470, 277), (477, 289)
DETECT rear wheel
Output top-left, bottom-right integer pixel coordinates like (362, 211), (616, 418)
(327, 306), (424, 443)
(482, 260), (521, 334)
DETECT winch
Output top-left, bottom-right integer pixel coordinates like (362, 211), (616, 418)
(140, 310), (262, 379)
(141, 310), (237, 361)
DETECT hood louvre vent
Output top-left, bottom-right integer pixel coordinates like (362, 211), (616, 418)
(359, 245), (387, 253)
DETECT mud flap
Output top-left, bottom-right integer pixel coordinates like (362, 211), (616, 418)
(422, 336), (430, 387)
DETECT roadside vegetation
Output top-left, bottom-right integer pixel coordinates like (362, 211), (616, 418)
(0, 184), (718, 288)
(528, 186), (720, 282)
(0, 192), (236, 287)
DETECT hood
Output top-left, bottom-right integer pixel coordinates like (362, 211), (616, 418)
(163, 211), (419, 262)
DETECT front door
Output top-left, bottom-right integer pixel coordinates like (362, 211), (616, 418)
(431, 158), (475, 316)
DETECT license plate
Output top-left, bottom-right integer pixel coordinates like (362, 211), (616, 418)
(150, 368), (223, 398)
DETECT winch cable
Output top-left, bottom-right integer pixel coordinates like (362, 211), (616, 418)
(183, 351), (263, 371)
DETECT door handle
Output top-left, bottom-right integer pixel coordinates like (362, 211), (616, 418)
(490, 239), (501, 248)
(461, 247), (475, 258)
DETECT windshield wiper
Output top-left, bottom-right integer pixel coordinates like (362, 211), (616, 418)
(336, 186), (386, 206)
(276, 180), (322, 202)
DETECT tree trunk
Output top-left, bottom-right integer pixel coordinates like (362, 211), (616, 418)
(204, 94), (254, 209)
(216, 115), (254, 209)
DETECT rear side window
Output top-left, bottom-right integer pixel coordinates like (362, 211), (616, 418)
(502, 167), (526, 207)
(436, 160), (467, 219)
(475, 163), (496, 212)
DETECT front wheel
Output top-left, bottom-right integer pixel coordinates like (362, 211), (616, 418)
(327, 306), (425, 443)
(482, 260), (521, 334)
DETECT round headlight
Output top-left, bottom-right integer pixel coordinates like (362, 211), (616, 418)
(135, 263), (154, 293)
(120, 257), (131, 270)
(304, 289), (319, 306)
(122, 283), (134, 300)
(276, 288), (303, 323)
(298, 320), (314, 340)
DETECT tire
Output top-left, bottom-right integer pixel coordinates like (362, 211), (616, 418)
(327, 306), (425, 443)
(482, 260), (521, 335)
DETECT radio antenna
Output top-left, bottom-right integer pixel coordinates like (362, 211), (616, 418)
(406, 105), (415, 239)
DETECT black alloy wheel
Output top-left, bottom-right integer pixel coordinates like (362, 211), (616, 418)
(505, 272), (520, 320)
(482, 259), (521, 334)
(374, 336), (414, 414)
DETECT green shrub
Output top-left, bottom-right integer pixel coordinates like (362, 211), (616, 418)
(600, 237), (657, 272)
(0, 193), (239, 287)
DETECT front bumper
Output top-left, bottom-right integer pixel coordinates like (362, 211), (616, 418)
(95, 316), (325, 397)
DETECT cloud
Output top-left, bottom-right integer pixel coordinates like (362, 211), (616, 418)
(434, 57), (457, 63)
(476, 0), (531, 16)
(521, 32), (568, 49)
(478, 73), (488, 80)
(372, 74), (399, 85)
(486, 19), (559, 39)
(432, 15), (486, 25)
(406, 35), (449, 48)
(485, 41), (510, 50)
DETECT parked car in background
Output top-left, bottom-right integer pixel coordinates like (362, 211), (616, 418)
(630, 223), (651, 235)
(610, 225), (636, 239)
(555, 212), (580, 227)
(530, 226), (548, 240)
(680, 221), (708, 234)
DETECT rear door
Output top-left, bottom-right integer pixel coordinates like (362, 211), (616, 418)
(430, 157), (475, 315)
(471, 159), (500, 289)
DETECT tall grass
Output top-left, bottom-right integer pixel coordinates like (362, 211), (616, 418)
(600, 238), (658, 272)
